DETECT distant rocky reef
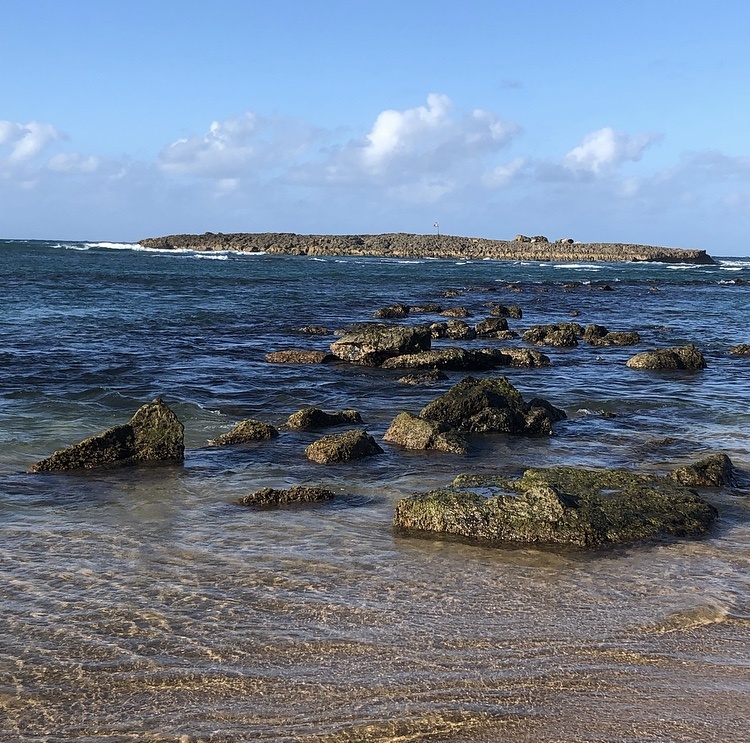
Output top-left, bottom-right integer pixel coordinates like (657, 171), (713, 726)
(138, 232), (715, 264)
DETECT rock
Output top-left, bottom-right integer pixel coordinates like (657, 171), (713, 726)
(442, 288), (462, 297)
(299, 325), (329, 335)
(440, 306), (471, 318)
(729, 343), (750, 356)
(569, 310), (581, 317)
(583, 324), (640, 346)
(372, 303), (410, 319)
(330, 323), (432, 366)
(429, 322), (448, 338)
(626, 344), (706, 370)
(530, 235), (549, 243)
(383, 412), (468, 454)
(475, 317), (509, 337)
(488, 303), (523, 319)
(29, 399), (184, 472)
(286, 407), (362, 430)
(513, 234), (531, 243)
(394, 467), (718, 548)
(445, 319), (476, 340)
(381, 348), (500, 371)
(497, 348), (551, 368)
(398, 370), (449, 385)
(419, 376), (565, 435)
(210, 419), (279, 446)
(238, 486), (335, 507)
(409, 303), (442, 313)
(265, 350), (337, 364)
(304, 429), (383, 464)
(522, 323), (583, 347)
(668, 454), (735, 487)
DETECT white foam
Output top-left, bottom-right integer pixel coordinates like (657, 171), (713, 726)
(85, 241), (140, 250)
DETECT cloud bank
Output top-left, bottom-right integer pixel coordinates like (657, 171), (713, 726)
(2, 95), (749, 248)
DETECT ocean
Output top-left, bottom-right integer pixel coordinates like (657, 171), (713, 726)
(1, 239), (749, 742)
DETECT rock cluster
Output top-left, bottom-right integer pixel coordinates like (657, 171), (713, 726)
(329, 324), (431, 366)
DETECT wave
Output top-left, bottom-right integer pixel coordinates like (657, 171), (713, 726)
(554, 263), (602, 269)
(85, 241), (140, 250)
(193, 252), (229, 260)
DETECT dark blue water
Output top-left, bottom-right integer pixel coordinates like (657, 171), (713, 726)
(1, 240), (749, 742)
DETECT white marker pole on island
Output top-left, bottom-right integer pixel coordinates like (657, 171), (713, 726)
(434, 221), (440, 236)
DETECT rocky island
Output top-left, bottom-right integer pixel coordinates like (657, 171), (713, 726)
(138, 232), (715, 264)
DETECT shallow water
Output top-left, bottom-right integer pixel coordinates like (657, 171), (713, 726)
(1, 241), (749, 741)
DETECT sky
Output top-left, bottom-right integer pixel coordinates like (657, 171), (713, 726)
(1, 0), (749, 253)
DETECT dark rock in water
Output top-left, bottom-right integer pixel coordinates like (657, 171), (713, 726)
(440, 306), (471, 318)
(668, 453), (735, 487)
(445, 319), (476, 340)
(442, 288), (462, 297)
(419, 376), (565, 436)
(729, 343), (750, 356)
(488, 303), (523, 319)
(398, 370), (449, 385)
(409, 302), (443, 313)
(429, 322), (448, 339)
(330, 323), (431, 366)
(500, 348), (551, 368)
(265, 350), (337, 364)
(383, 412), (468, 454)
(299, 325), (329, 335)
(287, 407), (362, 430)
(210, 419), (279, 446)
(626, 344), (706, 370)
(522, 323), (583, 347)
(583, 324), (640, 346)
(305, 429), (383, 464)
(372, 302), (410, 319)
(475, 317), (509, 337)
(238, 485), (335, 507)
(394, 466), (718, 548)
(29, 399), (184, 472)
(382, 348), (499, 372)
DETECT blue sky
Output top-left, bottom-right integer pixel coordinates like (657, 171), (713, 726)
(1, 0), (749, 253)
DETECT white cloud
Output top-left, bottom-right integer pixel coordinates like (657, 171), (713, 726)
(0, 120), (63, 163)
(157, 111), (315, 178)
(563, 127), (661, 175)
(48, 152), (101, 173)
(482, 157), (528, 188)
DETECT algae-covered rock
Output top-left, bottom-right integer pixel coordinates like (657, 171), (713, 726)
(419, 376), (565, 435)
(444, 319), (477, 340)
(583, 324), (640, 346)
(330, 323), (431, 366)
(522, 323), (583, 347)
(29, 398), (184, 472)
(238, 485), (335, 507)
(383, 412), (468, 454)
(394, 466), (718, 548)
(489, 303), (523, 319)
(372, 303), (410, 319)
(381, 348), (499, 371)
(440, 306), (471, 318)
(729, 343), (750, 356)
(668, 453), (735, 487)
(398, 370), (449, 385)
(265, 350), (337, 364)
(210, 419), (279, 445)
(286, 407), (362, 430)
(626, 344), (706, 370)
(305, 429), (383, 464)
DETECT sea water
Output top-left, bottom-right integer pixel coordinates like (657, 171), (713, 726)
(1, 240), (749, 742)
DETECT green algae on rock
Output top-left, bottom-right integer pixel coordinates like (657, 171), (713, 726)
(209, 419), (279, 446)
(29, 398), (184, 472)
(305, 429), (384, 464)
(668, 453), (735, 487)
(286, 407), (362, 430)
(394, 466), (718, 548)
(238, 486), (336, 507)
(626, 344), (706, 370)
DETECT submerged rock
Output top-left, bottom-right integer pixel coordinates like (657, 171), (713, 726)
(330, 323), (431, 366)
(419, 376), (565, 436)
(238, 485), (336, 507)
(29, 398), (184, 472)
(394, 466), (718, 548)
(398, 370), (449, 385)
(668, 453), (735, 487)
(626, 344), (706, 370)
(299, 325), (329, 335)
(265, 350), (337, 364)
(383, 412), (468, 454)
(210, 419), (279, 445)
(286, 407), (362, 430)
(409, 302), (443, 313)
(305, 429), (383, 464)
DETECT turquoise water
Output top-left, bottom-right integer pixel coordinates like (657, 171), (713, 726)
(1, 240), (749, 741)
